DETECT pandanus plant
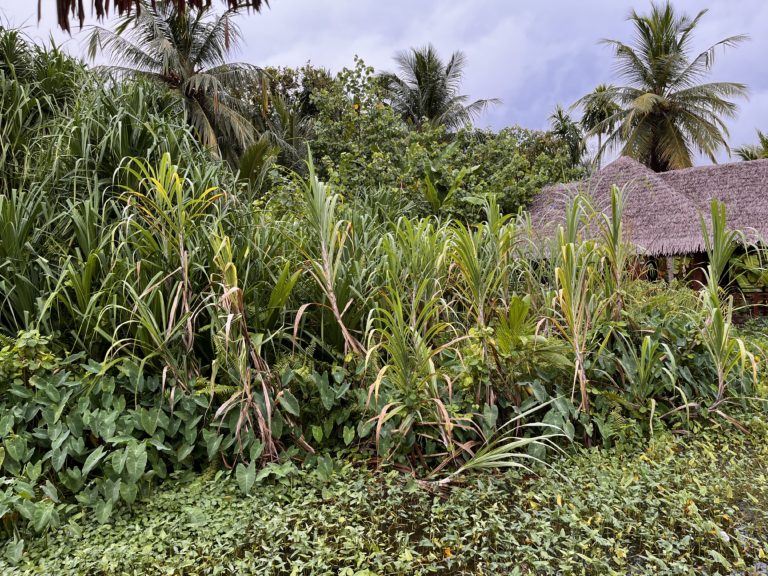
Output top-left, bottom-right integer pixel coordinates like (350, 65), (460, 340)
(365, 281), (463, 462)
(698, 200), (756, 406)
(597, 185), (632, 319)
(294, 153), (365, 357)
(550, 196), (610, 414)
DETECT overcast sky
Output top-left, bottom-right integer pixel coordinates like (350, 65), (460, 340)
(2, 0), (767, 163)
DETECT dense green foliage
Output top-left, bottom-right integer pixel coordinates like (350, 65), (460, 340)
(0, 13), (767, 573)
(273, 58), (581, 218)
(4, 421), (768, 574)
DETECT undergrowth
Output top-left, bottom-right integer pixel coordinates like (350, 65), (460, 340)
(5, 416), (768, 575)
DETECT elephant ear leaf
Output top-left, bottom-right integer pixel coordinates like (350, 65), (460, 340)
(125, 442), (147, 483)
(32, 503), (54, 532)
(236, 460), (256, 495)
(94, 499), (113, 525)
(343, 426), (355, 446)
(278, 390), (300, 417)
(4, 539), (23, 565)
(82, 446), (106, 477)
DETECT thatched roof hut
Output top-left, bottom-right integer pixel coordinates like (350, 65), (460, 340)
(529, 156), (768, 256)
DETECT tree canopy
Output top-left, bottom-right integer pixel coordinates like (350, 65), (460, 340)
(50, 0), (268, 32)
(379, 44), (499, 131)
(87, 1), (261, 160)
(577, 1), (748, 172)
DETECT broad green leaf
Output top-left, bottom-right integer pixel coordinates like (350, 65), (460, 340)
(482, 403), (499, 428)
(82, 445), (106, 477)
(343, 426), (355, 446)
(315, 372), (335, 411)
(106, 479), (122, 503)
(176, 443), (194, 461)
(249, 440), (264, 462)
(255, 467), (271, 483)
(41, 480), (59, 503)
(530, 382), (549, 403)
(0, 415), (14, 437)
(125, 442), (147, 483)
(112, 447), (128, 475)
(119, 482), (138, 505)
(4, 540), (23, 565)
(236, 461), (256, 495)
(51, 429), (70, 452)
(278, 390), (300, 417)
(94, 499), (113, 524)
(140, 409), (158, 436)
(25, 460), (42, 483)
(203, 430), (222, 460)
(316, 455), (333, 481)
(357, 419), (375, 438)
(32, 503), (54, 532)
(4, 436), (27, 463)
(14, 480), (35, 499)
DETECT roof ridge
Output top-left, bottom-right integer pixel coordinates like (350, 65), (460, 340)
(659, 157), (768, 175)
(593, 156), (696, 208)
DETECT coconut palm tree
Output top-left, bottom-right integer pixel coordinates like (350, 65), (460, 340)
(51, 0), (268, 32)
(550, 105), (584, 167)
(579, 84), (620, 168)
(379, 44), (499, 130)
(734, 130), (768, 161)
(87, 1), (261, 160)
(577, 2), (748, 172)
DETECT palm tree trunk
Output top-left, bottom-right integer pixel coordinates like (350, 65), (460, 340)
(596, 133), (602, 170)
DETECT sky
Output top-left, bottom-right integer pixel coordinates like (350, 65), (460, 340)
(2, 0), (767, 164)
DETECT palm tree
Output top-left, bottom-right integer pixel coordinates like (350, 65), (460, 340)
(734, 130), (768, 161)
(577, 2), (748, 172)
(579, 84), (620, 168)
(379, 44), (499, 130)
(87, 1), (261, 160)
(51, 0), (268, 32)
(550, 105), (584, 167)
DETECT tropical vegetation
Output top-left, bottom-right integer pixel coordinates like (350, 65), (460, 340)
(379, 44), (500, 130)
(87, 1), (262, 160)
(576, 1), (748, 171)
(735, 129), (768, 161)
(549, 105), (585, 167)
(1, 1), (767, 573)
(579, 84), (619, 169)
(49, 0), (269, 32)
(6, 422), (768, 574)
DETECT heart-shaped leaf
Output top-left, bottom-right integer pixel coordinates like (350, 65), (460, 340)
(343, 426), (355, 446)
(235, 460), (256, 495)
(125, 442), (147, 483)
(278, 390), (300, 417)
(82, 446), (106, 477)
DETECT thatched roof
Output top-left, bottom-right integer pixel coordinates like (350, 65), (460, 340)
(660, 160), (768, 247)
(528, 156), (768, 256)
